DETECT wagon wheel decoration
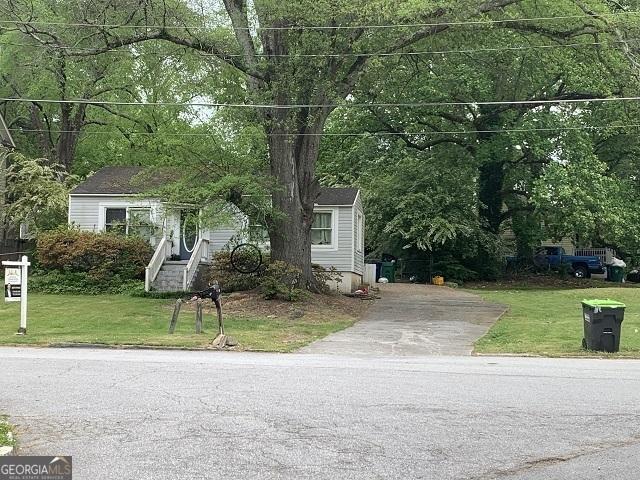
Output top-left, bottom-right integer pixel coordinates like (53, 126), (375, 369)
(230, 243), (263, 274)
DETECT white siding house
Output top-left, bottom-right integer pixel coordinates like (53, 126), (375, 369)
(68, 167), (365, 293)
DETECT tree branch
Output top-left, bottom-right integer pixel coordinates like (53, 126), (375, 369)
(85, 103), (154, 133)
(337, 0), (524, 97)
(8, 17), (264, 82)
(222, 0), (261, 85)
(368, 107), (470, 151)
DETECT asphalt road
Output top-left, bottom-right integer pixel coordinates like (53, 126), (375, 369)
(2, 348), (640, 480)
(301, 284), (507, 356)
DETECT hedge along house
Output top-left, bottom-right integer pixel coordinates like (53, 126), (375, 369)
(68, 166), (365, 293)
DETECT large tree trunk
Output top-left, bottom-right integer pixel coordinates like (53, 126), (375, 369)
(265, 110), (326, 289)
(476, 110), (507, 235)
(55, 130), (79, 172)
(511, 208), (540, 260)
(478, 161), (506, 234)
(268, 188), (315, 287)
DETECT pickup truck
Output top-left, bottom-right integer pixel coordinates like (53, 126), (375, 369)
(509, 246), (605, 278)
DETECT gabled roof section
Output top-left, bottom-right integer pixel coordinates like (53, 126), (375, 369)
(70, 166), (173, 194)
(0, 114), (15, 149)
(315, 187), (359, 206)
(70, 166), (359, 205)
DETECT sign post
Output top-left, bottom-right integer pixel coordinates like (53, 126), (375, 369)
(3, 255), (30, 334)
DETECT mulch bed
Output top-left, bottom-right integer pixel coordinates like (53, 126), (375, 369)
(175, 289), (373, 321)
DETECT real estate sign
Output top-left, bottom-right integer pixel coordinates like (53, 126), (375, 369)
(4, 267), (21, 302)
(2, 256), (29, 334)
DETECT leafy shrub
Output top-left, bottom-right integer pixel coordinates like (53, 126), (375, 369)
(206, 251), (342, 298)
(429, 254), (480, 284)
(557, 262), (572, 278)
(312, 264), (343, 292)
(37, 229), (153, 281)
(29, 271), (144, 295)
(205, 250), (266, 292)
(5, 154), (76, 234)
(437, 261), (478, 285)
(260, 261), (307, 301)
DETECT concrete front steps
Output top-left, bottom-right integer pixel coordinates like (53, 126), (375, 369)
(151, 261), (211, 293)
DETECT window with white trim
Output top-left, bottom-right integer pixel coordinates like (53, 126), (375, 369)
(105, 208), (126, 233)
(248, 224), (270, 245)
(311, 212), (333, 246)
(356, 212), (363, 253)
(128, 208), (153, 241)
(104, 207), (154, 242)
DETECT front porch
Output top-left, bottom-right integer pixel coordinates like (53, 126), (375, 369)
(145, 207), (212, 292)
(145, 237), (212, 292)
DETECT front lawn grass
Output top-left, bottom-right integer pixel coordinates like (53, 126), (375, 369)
(472, 286), (640, 357)
(0, 417), (15, 448)
(0, 294), (357, 352)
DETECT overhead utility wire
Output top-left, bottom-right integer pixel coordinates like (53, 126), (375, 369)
(1, 38), (638, 58)
(0, 11), (637, 31)
(10, 124), (640, 137)
(3, 96), (640, 109)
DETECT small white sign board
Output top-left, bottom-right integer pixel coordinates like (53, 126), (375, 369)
(2, 256), (30, 334)
(4, 267), (21, 302)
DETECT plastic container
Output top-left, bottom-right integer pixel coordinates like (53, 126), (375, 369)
(608, 266), (625, 283)
(380, 262), (396, 283)
(581, 299), (626, 352)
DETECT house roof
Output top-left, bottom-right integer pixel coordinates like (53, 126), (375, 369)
(70, 166), (172, 194)
(70, 166), (359, 205)
(315, 187), (359, 206)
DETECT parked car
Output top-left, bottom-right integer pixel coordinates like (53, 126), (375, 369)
(507, 246), (605, 278)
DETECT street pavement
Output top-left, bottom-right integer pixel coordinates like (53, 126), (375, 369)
(1, 347), (640, 479)
(301, 284), (507, 356)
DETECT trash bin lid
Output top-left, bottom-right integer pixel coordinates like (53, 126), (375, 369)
(582, 299), (626, 308)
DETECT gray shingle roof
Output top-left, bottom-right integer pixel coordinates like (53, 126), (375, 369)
(315, 187), (359, 205)
(70, 166), (359, 205)
(70, 166), (171, 194)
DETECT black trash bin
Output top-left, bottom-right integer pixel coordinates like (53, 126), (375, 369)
(375, 262), (382, 281)
(581, 300), (626, 353)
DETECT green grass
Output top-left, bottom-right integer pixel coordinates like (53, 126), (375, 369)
(472, 287), (640, 357)
(0, 294), (356, 352)
(0, 417), (15, 448)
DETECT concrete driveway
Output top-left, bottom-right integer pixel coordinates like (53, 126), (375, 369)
(300, 283), (507, 356)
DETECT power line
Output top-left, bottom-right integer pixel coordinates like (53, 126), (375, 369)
(0, 11), (637, 32)
(10, 124), (640, 137)
(2, 96), (640, 109)
(1, 38), (637, 59)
